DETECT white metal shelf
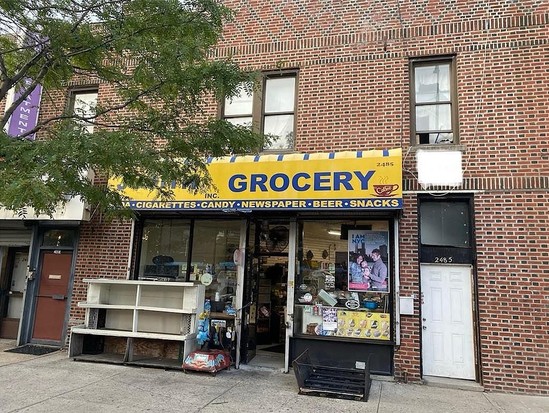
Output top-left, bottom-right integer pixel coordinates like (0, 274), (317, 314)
(135, 306), (197, 314)
(77, 303), (135, 310)
(69, 278), (205, 367)
(71, 326), (196, 342)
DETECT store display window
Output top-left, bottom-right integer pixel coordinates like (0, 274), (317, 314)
(138, 219), (191, 280)
(294, 220), (392, 341)
(190, 220), (240, 309)
(136, 218), (240, 312)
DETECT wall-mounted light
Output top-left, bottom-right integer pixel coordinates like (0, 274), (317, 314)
(327, 230), (341, 236)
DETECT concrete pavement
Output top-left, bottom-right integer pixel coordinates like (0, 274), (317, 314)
(0, 340), (548, 413)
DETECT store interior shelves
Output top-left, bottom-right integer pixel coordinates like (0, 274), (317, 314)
(256, 278), (271, 344)
(69, 279), (205, 369)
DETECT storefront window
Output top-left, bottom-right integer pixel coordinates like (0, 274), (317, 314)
(190, 220), (240, 309)
(294, 220), (392, 341)
(138, 219), (191, 280)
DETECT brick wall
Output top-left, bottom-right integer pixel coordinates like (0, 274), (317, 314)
(68, 216), (132, 338)
(394, 195), (421, 383)
(475, 192), (549, 393)
(216, 0), (549, 394)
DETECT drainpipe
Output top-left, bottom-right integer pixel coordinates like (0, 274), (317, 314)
(394, 217), (401, 346)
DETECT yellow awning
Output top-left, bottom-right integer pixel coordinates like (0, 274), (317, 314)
(109, 148), (402, 212)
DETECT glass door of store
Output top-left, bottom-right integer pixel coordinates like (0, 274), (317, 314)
(241, 219), (290, 368)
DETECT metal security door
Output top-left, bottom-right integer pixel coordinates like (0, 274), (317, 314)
(421, 264), (475, 380)
(32, 251), (72, 343)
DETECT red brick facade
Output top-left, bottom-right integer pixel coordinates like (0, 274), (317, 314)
(212, 1), (549, 393)
(12, 0), (548, 395)
(69, 218), (132, 331)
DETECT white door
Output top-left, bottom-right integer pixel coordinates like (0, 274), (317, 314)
(421, 264), (475, 379)
(7, 251), (28, 318)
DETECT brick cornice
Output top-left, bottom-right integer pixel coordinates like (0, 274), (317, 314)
(403, 175), (549, 192)
(214, 12), (549, 61)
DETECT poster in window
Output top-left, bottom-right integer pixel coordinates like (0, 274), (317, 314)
(322, 307), (338, 331)
(348, 230), (389, 293)
(336, 310), (391, 340)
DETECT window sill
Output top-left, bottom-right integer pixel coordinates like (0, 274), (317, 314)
(292, 333), (395, 346)
(260, 148), (298, 155)
(409, 143), (467, 153)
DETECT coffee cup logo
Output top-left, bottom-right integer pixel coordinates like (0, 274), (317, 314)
(373, 184), (399, 197)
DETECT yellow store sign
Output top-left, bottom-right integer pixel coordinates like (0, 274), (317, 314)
(110, 149), (402, 211)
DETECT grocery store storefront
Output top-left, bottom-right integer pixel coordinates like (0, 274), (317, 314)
(110, 149), (403, 374)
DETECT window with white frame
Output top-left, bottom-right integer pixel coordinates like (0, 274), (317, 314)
(410, 58), (457, 145)
(222, 71), (297, 151)
(223, 84), (253, 129)
(69, 89), (98, 133)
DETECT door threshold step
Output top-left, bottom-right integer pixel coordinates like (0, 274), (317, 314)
(423, 375), (483, 392)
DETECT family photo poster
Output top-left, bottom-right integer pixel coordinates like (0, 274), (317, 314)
(347, 230), (389, 292)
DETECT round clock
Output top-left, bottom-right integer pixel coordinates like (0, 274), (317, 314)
(201, 272), (213, 286)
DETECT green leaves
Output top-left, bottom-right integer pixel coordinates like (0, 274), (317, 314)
(0, 0), (264, 217)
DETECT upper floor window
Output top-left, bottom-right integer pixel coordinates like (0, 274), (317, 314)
(69, 89), (98, 133)
(410, 58), (457, 145)
(223, 84), (253, 129)
(223, 71), (297, 151)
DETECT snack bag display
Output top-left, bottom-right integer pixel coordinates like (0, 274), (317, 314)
(336, 310), (391, 341)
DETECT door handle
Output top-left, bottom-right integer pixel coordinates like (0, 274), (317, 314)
(52, 294), (66, 300)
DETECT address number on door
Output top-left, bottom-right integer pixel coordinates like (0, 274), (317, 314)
(434, 256), (453, 263)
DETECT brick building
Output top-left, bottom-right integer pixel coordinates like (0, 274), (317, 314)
(2, 0), (547, 396)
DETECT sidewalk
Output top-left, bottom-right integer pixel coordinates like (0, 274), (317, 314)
(0, 340), (547, 413)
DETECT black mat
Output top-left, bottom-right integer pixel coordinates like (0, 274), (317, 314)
(4, 344), (59, 356)
(261, 344), (285, 354)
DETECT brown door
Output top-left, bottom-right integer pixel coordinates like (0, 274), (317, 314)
(32, 251), (72, 342)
